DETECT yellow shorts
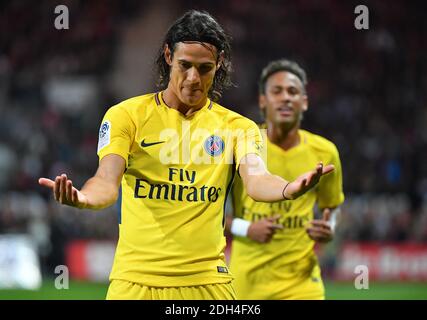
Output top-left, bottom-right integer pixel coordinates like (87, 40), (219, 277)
(233, 256), (325, 300)
(106, 279), (236, 300)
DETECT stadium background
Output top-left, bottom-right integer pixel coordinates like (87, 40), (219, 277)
(0, 0), (426, 299)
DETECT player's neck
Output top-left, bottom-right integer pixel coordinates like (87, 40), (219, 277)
(162, 88), (206, 117)
(267, 122), (300, 151)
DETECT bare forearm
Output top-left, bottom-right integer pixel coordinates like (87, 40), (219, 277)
(81, 176), (119, 210)
(39, 155), (125, 210)
(245, 174), (288, 202)
(224, 215), (233, 236)
(239, 154), (333, 203)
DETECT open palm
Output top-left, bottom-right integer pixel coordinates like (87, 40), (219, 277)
(284, 163), (334, 199)
(39, 174), (88, 208)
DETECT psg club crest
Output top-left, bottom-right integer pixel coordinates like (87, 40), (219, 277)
(204, 135), (225, 157)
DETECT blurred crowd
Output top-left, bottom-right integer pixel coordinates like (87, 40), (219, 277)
(0, 0), (426, 272)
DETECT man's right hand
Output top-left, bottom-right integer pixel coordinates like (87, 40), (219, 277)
(39, 174), (88, 209)
(247, 214), (283, 243)
(283, 162), (334, 200)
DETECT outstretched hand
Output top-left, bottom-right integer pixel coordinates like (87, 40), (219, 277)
(39, 174), (88, 208)
(283, 163), (334, 200)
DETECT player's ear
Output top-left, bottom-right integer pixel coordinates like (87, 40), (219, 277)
(216, 50), (224, 71)
(164, 44), (172, 66)
(302, 94), (308, 112)
(259, 94), (267, 117)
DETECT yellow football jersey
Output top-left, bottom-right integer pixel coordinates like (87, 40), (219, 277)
(97, 92), (262, 287)
(229, 129), (344, 285)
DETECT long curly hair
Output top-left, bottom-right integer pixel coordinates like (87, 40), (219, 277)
(155, 10), (233, 102)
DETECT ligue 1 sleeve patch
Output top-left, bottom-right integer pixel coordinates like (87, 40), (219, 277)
(97, 120), (111, 152)
(252, 141), (263, 152)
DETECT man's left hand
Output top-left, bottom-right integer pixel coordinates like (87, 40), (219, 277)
(306, 208), (334, 243)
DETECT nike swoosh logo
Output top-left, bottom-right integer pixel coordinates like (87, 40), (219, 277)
(141, 139), (165, 147)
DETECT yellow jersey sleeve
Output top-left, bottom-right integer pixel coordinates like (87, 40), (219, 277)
(97, 105), (136, 167)
(233, 119), (264, 171)
(317, 143), (345, 209)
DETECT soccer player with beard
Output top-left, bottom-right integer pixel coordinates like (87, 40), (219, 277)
(39, 13), (334, 300)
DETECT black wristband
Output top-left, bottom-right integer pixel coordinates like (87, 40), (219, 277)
(282, 182), (290, 200)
